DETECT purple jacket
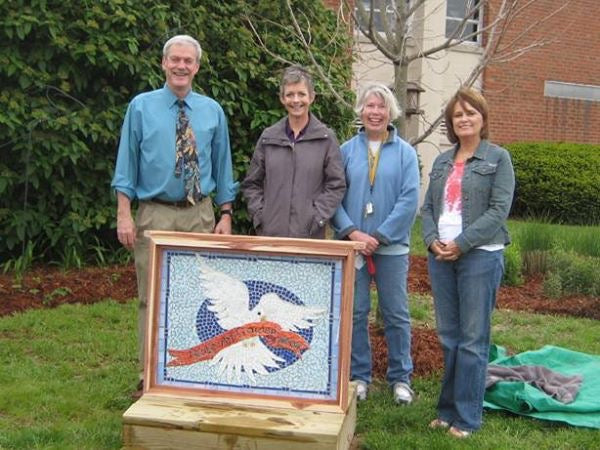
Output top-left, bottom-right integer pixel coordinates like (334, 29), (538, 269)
(242, 114), (346, 238)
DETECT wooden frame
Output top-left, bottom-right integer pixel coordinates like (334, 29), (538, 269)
(142, 231), (362, 413)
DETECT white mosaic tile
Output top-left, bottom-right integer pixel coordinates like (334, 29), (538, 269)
(154, 249), (343, 401)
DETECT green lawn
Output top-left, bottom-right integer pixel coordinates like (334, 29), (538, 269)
(0, 301), (137, 449)
(1, 296), (598, 449)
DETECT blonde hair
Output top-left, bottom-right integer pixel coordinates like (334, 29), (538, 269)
(354, 83), (401, 120)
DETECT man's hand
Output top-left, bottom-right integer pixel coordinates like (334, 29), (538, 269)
(117, 214), (136, 249)
(214, 204), (233, 235)
(116, 192), (136, 249)
(213, 215), (231, 234)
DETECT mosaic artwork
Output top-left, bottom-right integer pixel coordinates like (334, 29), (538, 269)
(154, 250), (344, 401)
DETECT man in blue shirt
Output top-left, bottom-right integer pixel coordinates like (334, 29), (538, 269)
(111, 35), (237, 396)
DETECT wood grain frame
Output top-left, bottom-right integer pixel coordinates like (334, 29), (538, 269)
(142, 231), (362, 413)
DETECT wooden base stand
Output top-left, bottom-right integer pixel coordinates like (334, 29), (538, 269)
(122, 384), (357, 449)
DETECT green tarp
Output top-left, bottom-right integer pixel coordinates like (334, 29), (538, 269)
(484, 345), (600, 429)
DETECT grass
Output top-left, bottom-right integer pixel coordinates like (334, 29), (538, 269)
(412, 217), (600, 260)
(358, 375), (600, 450)
(358, 295), (600, 449)
(412, 217), (600, 293)
(409, 217), (427, 257)
(506, 219), (600, 294)
(1, 218), (598, 448)
(0, 301), (138, 450)
(507, 219), (600, 258)
(1, 295), (598, 449)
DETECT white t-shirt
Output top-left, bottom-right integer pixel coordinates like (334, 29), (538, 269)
(438, 161), (503, 252)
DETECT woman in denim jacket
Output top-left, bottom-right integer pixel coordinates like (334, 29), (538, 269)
(421, 88), (515, 438)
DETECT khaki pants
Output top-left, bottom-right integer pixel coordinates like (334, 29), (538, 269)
(133, 197), (215, 376)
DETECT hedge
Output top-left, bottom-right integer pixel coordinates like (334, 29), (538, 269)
(0, 0), (354, 267)
(506, 142), (600, 225)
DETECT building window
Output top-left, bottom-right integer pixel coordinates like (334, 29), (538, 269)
(355, 0), (396, 33)
(544, 81), (600, 102)
(446, 0), (481, 43)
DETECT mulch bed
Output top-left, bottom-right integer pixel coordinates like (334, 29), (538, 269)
(1, 255), (597, 378)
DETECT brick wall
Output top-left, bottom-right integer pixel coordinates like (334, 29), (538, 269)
(483, 0), (600, 144)
(322, 0), (343, 9)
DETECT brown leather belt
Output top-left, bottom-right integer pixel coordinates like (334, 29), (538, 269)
(148, 197), (202, 208)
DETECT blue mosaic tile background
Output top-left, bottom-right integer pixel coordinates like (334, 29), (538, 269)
(155, 250), (344, 401)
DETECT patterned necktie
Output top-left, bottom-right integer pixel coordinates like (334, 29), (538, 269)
(175, 99), (202, 204)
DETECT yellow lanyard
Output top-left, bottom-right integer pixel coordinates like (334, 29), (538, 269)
(367, 132), (387, 188)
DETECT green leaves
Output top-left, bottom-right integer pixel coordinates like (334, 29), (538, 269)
(508, 142), (600, 225)
(0, 0), (354, 268)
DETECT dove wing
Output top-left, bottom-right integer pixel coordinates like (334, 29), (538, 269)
(196, 257), (250, 330)
(262, 295), (327, 332)
(210, 337), (284, 384)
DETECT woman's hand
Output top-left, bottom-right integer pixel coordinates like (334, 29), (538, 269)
(432, 239), (462, 261)
(429, 239), (446, 257)
(348, 230), (379, 256)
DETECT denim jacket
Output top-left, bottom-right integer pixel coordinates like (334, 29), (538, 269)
(421, 140), (515, 254)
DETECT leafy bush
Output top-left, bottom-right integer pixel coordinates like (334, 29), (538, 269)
(543, 249), (600, 298)
(543, 271), (563, 299)
(507, 142), (600, 225)
(0, 0), (354, 269)
(502, 242), (523, 286)
(522, 250), (550, 276)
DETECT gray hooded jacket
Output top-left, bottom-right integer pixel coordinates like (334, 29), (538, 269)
(242, 114), (346, 238)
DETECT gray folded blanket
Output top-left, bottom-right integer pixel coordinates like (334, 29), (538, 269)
(486, 364), (583, 404)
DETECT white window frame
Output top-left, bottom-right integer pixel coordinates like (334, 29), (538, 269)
(446, 0), (482, 44)
(544, 81), (600, 102)
(355, 0), (413, 34)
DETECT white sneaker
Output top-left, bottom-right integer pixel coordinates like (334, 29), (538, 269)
(355, 380), (368, 401)
(393, 382), (414, 405)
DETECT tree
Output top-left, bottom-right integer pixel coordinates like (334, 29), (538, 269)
(0, 0), (354, 269)
(249, 0), (570, 145)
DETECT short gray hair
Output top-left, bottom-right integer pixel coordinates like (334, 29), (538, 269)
(279, 65), (315, 98)
(354, 83), (401, 120)
(163, 35), (202, 63)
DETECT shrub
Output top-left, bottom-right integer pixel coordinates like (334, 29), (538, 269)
(507, 142), (600, 225)
(0, 0), (354, 268)
(543, 271), (563, 299)
(502, 242), (523, 286)
(544, 249), (600, 297)
(509, 219), (600, 258)
(522, 250), (550, 276)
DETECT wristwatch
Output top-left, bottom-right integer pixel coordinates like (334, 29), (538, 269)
(220, 209), (233, 217)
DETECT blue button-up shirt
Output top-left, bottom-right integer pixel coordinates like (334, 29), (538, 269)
(111, 85), (238, 205)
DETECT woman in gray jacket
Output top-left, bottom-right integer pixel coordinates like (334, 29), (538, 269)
(421, 88), (515, 438)
(241, 66), (345, 238)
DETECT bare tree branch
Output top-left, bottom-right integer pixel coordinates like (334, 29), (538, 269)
(283, 0), (353, 109)
(349, 0), (401, 63)
(249, 0), (570, 148)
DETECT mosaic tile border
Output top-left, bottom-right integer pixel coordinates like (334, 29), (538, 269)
(152, 249), (344, 402)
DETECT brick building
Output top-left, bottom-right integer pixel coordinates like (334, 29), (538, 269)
(324, 0), (600, 201)
(483, 0), (600, 145)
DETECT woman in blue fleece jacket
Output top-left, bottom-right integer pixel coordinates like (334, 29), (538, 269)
(332, 83), (420, 404)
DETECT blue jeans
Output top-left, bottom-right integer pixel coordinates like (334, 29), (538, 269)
(428, 249), (504, 431)
(351, 253), (413, 386)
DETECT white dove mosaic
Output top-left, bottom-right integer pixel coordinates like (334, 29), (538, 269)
(155, 250), (343, 401)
